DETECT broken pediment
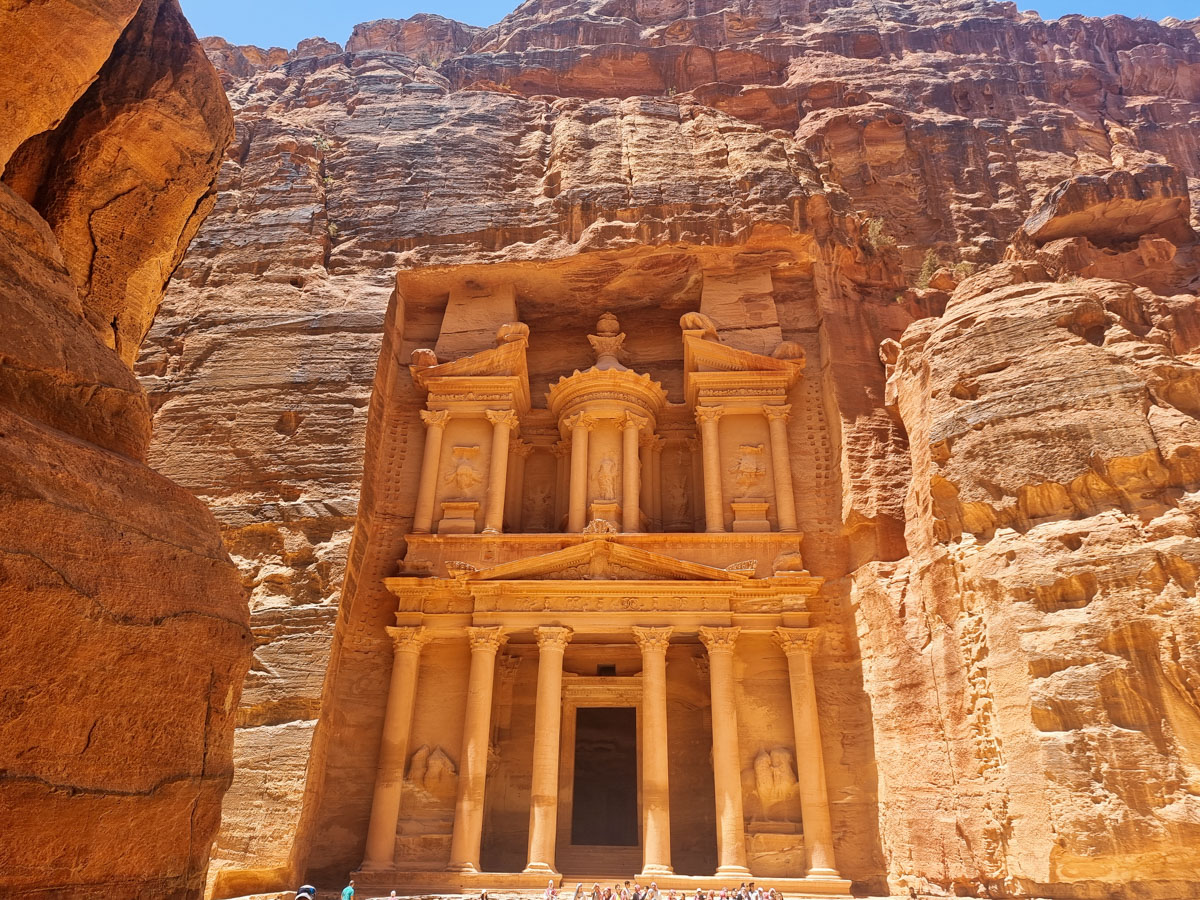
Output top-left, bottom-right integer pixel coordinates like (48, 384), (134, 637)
(465, 540), (751, 582)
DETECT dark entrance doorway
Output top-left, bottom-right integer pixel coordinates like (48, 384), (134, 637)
(570, 707), (638, 846)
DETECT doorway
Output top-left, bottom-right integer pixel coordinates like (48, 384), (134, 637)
(571, 707), (639, 847)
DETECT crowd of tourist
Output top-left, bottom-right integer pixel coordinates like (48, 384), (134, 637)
(548, 879), (786, 900)
(333, 876), (789, 900)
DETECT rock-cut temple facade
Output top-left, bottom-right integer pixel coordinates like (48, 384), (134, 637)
(353, 304), (850, 895)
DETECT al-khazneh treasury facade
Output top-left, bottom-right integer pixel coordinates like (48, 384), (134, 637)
(350, 296), (851, 896)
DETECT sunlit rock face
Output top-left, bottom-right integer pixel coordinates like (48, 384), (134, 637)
(0, 1), (249, 898)
(142, 0), (1200, 896)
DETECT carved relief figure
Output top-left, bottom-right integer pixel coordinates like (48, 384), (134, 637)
(407, 744), (457, 795)
(444, 445), (482, 496)
(751, 747), (799, 819)
(729, 443), (766, 494)
(596, 454), (618, 500)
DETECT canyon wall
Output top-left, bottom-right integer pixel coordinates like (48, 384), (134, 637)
(0, 2), (250, 897)
(139, 0), (1200, 896)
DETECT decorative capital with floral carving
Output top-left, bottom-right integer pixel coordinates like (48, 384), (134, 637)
(694, 405), (725, 426)
(552, 439), (572, 458)
(386, 625), (430, 654)
(564, 412), (596, 432)
(534, 625), (573, 651)
(511, 441), (535, 459)
(773, 627), (818, 657)
(763, 404), (792, 423)
(632, 625), (672, 654)
(698, 625), (740, 654)
(466, 626), (507, 653)
(485, 408), (519, 430)
(421, 409), (451, 428)
(618, 412), (649, 433)
(641, 433), (666, 452)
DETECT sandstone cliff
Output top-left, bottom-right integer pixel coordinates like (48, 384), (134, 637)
(138, 0), (1200, 896)
(0, 2), (250, 897)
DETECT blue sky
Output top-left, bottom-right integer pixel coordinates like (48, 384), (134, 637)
(179, 0), (1196, 49)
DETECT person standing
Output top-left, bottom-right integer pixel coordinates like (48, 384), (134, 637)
(341, 879), (355, 900)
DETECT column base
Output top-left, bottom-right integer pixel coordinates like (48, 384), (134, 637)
(806, 868), (843, 879)
(705, 526), (727, 534)
(522, 863), (561, 876)
(358, 860), (391, 872)
(482, 527), (501, 535)
(638, 865), (674, 878)
(714, 865), (752, 877)
(444, 862), (480, 874)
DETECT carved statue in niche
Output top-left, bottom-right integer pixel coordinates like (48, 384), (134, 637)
(444, 445), (482, 496)
(730, 443), (767, 495)
(407, 744), (457, 797)
(750, 747), (799, 820)
(596, 454), (619, 501)
(667, 479), (689, 528)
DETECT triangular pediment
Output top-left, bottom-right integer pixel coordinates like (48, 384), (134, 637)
(467, 540), (750, 582)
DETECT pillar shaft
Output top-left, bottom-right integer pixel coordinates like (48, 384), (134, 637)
(524, 627), (572, 874)
(699, 626), (749, 875)
(765, 405), (799, 533)
(634, 626), (673, 876)
(483, 410), (517, 534)
(622, 414), (645, 532)
(413, 410), (449, 533)
(650, 438), (664, 531)
(448, 627), (507, 872)
(695, 407), (726, 533)
(553, 441), (570, 532)
(507, 442), (531, 532)
(363, 627), (429, 869)
(774, 628), (840, 878)
(567, 414), (592, 532)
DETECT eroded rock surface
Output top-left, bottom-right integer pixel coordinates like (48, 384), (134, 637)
(0, 2), (248, 897)
(141, 1), (1200, 896)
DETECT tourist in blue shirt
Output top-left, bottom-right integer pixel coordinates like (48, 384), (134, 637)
(341, 879), (355, 900)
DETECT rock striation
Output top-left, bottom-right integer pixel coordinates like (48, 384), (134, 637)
(140, 0), (1200, 897)
(0, 1), (249, 897)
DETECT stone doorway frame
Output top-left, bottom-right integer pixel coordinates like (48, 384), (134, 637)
(555, 673), (644, 876)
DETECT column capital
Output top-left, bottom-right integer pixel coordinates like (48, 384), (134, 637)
(466, 626), (507, 653)
(534, 625), (573, 651)
(619, 411), (649, 431)
(632, 625), (673, 654)
(699, 625), (741, 654)
(386, 625), (430, 654)
(763, 403), (792, 422)
(421, 408), (451, 427)
(511, 440), (535, 459)
(485, 408), (519, 429)
(564, 412), (596, 432)
(685, 437), (702, 452)
(641, 433), (666, 452)
(694, 405), (725, 425)
(773, 626), (818, 656)
(552, 439), (572, 458)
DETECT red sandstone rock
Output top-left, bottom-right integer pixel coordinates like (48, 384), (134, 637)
(0, 1), (248, 897)
(139, 1), (1200, 896)
(347, 15), (482, 65)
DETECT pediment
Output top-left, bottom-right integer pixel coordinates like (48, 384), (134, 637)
(412, 337), (529, 384)
(466, 540), (750, 582)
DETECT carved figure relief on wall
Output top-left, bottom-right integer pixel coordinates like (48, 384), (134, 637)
(730, 443), (767, 495)
(444, 446), (483, 497)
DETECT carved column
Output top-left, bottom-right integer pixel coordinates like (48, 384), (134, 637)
(621, 413), (646, 532)
(363, 627), (430, 869)
(650, 436), (664, 531)
(525, 626), (573, 874)
(773, 628), (840, 878)
(483, 409), (518, 534)
(507, 441), (533, 532)
(566, 413), (593, 532)
(764, 404), (799, 533)
(695, 406), (727, 533)
(633, 626), (673, 876)
(699, 626), (750, 876)
(686, 437), (704, 531)
(413, 410), (450, 533)
(448, 626), (507, 872)
(553, 440), (571, 531)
